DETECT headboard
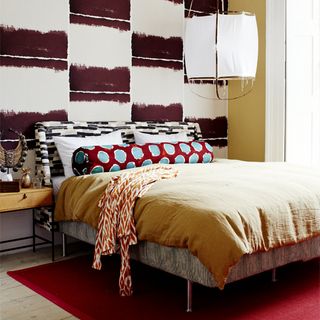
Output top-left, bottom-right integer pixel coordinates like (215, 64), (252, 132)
(35, 120), (202, 186)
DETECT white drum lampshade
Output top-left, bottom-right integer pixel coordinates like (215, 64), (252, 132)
(185, 13), (258, 80)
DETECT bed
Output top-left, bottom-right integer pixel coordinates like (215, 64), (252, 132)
(35, 120), (320, 312)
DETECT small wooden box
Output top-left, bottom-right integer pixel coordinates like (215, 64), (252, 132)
(0, 180), (21, 193)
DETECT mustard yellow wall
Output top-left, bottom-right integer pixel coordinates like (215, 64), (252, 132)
(228, 0), (266, 161)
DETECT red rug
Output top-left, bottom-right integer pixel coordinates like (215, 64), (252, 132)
(8, 255), (320, 320)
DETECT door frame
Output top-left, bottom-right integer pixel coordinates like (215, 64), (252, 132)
(265, 0), (286, 161)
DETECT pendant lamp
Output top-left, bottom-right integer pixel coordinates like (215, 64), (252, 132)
(184, 2), (258, 100)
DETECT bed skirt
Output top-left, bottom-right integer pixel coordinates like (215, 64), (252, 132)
(60, 221), (320, 288)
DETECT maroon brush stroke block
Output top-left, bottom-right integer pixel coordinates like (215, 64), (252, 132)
(166, 0), (183, 4)
(132, 57), (183, 71)
(0, 56), (67, 71)
(70, 0), (130, 21)
(132, 103), (183, 122)
(205, 138), (228, 148)
(184, 0), (221, 14)
(0, 109), (68, 149)
(184, 76), (225, 86)
(70, 14), (130, 31)
(184, 116), (228, 139)
(70, 92), (130, 103)
(184, 10), (215, 18)
(132, 33), (183, 61)
(70, 65), (130, 92)
(184, 74), (217, 84)
(0, 27), (67, 59)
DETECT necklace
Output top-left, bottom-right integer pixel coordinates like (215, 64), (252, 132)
(0, 130), (28, 173)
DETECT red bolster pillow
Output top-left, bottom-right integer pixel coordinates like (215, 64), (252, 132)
(72, 141), (214, 175)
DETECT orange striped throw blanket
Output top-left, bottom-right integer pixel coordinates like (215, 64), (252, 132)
(92, 165), (178, 296)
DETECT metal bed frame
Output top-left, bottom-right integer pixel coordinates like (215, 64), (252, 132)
(35, 120), (320, 312)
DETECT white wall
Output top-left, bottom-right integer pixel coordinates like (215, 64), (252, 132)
(0, 0), (228, 254)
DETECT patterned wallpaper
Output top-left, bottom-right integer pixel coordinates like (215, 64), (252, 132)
(0, 0), (228, 157)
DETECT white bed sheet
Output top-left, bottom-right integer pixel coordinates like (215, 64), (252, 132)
(52, 176), (67, 198)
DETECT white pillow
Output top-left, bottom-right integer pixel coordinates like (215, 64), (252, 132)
(53, 130), (123, 177)
(134, 131), (189, 144)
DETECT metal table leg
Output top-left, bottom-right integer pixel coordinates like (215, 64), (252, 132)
(186, 280), (193, 312)
(32, 209), (36, 252)
(51, 209), (55, 262)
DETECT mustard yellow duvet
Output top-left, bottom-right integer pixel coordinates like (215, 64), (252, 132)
(55, 160), (320, 288)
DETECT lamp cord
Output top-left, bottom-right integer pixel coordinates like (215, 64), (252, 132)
(215, 0), (220, 98)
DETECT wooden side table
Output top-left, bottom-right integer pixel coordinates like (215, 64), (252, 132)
(0, 187), (55, 260)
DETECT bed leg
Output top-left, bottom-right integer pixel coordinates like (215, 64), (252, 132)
(62, 233), (67, 257)
(272, 268), (277, 282)
(186, 280), (193, 312)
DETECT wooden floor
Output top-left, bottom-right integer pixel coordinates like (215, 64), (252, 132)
(0, 244), (90, 320)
